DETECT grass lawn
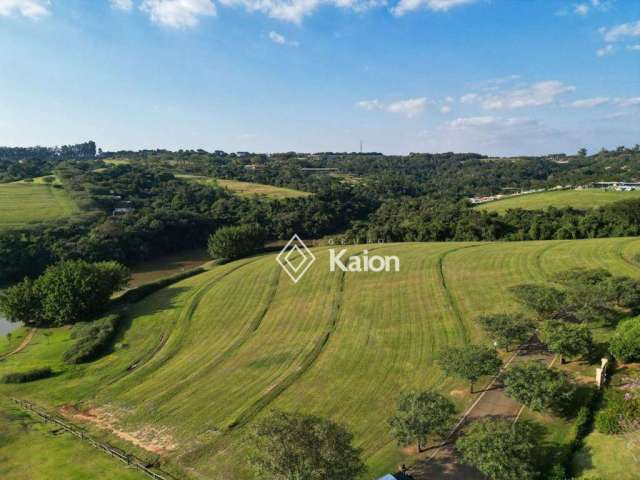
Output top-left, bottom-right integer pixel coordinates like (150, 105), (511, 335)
(572, 431), (640, 479)
(571, 363), (640, 479)
(0, 183), (78, 229)
(1, 238), (640, 478)
(0, 398), (145, 480)
(478, 189), (640, 213)
(177, 174), (310, 199)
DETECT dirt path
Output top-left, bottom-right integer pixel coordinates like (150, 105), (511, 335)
(407, 340), (555, 480)
(0, 329), (36, 359)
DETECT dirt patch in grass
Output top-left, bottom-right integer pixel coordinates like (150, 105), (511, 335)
(60, 405), (178, 454)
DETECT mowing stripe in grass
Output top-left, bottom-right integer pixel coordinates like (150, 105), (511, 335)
(533, 241), (567, 279)
(227, 267), (348, 430)
(613, 237), (640, 272)
(149, 264), (283, 402)
(107, 258), (260, 388)
(436, 244), (484, 344)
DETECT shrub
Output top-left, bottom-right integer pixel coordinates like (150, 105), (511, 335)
(595, 389), (640, 435)
(609, 317), (640, 362)
(2, 367), (53, 384)
(63, 314), (120, 364)
(207, 224), (265, 260)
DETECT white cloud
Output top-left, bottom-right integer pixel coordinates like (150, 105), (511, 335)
(460, 93), (478, 103)
(570, 97), (610, 108)
(448, 115), (497, 129)
(357, 99), (382, 111)
(386, 97), (427, 117)
(140, 0), (216, 27)
(111, 0), (133, 10)
(440, 105), (451, 114)
(600, 20), (640, 43)
(596, 44), (614, 56)
(443, 116), (558, 151)
(0, 0), (50, 19)
(219, 0), (384, 24)
(479, 80), (575, 110)
(268, 30), (299, 46)
(574, 3), (589, 15)
(392, 0), (477, 16)
(357, 97), (427, 118)
(269, 30), (285, 44)
(627, 44), (640, 51)
(616, 97), (640, 107)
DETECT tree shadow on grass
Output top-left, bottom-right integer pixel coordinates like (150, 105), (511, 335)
(113, 286), (191, 340)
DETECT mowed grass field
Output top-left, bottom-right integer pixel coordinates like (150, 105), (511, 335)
(177, 174), (310, 199)
(2, 238), (640, 479)
(0, 182), (78, 229)
(478, 188), (640, 213)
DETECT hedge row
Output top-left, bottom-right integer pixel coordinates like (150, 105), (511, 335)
(114, 266), (207, 305)
(63, 314), (120, 364)
(2, 367), (53, 384)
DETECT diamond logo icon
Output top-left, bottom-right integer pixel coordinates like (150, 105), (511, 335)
(277, 234), (316, 284)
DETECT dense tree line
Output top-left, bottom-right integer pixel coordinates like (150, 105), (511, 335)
(0, 141), (96, 182)
(345, 197), (640, 243)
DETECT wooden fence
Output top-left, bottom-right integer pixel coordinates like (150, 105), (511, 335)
(11, 398), (178, 480)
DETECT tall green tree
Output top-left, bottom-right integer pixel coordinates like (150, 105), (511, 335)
(477, 313), (535, 351)
(509, 284), (567, 320)
(249, 411), (365, 480)
(0, 278), (43, 327)
(609, 317), (640, 362)
(540, 320), (593, 364)
(503, 362), (573, 412)
(456, 418), (540, 480)
(388, 391), (456, 453)
(438, 345), (503, 393)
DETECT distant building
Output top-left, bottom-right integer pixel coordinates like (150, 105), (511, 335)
(591, 181), (640, 191)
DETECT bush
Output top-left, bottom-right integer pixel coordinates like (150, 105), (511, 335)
(595, 389), (640, 434)
(63, 314), (120, 364)
(609, 317), (640, 362)
(2, 367), (53, 384)
(208, 224), (265, 260)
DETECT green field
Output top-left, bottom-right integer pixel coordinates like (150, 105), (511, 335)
(2, 238), (640, 478)
(0, 399), (145, 480)
(478, 189), (640, 213)
(177, 174), (310, 199)
(0, 183), (78, 229)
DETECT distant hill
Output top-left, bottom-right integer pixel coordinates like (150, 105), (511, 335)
(177, 174), (311, 199)
(0, 182), (79, 230)
(478, 188), (640, 213)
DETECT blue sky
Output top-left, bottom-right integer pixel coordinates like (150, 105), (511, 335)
(0, 0), (638, 155)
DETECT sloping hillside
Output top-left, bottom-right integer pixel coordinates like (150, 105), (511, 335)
(2, 238), (640, 478)
(478, 189), (640, 213)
